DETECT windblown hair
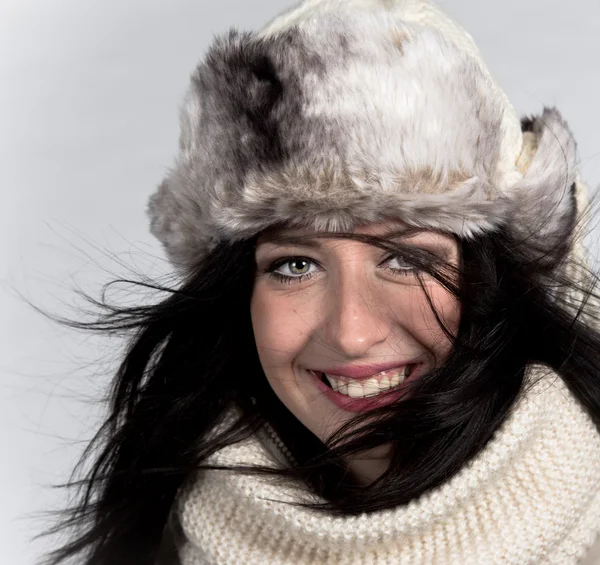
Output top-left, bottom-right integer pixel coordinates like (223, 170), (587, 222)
(36, 217), (600, 565)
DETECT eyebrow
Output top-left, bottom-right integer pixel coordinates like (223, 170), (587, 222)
(257, 226), (425, 248)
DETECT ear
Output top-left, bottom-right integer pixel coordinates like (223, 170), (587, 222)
(508, 107), (579, 266)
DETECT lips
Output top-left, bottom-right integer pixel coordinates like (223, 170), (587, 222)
(319, 364), (412, 392)
(308, 366), (418, 412)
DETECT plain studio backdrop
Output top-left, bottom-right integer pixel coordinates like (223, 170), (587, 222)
(1, 1), (599, 563)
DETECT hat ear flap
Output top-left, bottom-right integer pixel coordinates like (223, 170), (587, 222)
(509, 107), (579, 267)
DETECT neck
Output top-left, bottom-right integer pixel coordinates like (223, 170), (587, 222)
(346, 444), (392, 485)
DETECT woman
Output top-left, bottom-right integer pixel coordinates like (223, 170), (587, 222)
(41, 0), (600, 564)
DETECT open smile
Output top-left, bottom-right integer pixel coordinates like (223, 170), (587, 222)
(309, 364), (420, 413)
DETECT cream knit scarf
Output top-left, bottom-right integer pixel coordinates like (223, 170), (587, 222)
(174, 367), (600, 565)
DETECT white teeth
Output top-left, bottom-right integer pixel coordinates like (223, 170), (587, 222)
(347, 382), (363, 399)
(361, 378), (381, 397)
(323, 366), (411, 399)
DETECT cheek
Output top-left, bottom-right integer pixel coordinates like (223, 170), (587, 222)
(394, 285), (460, 360)
(250, 286), (309, 373)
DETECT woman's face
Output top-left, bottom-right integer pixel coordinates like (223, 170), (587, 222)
(251, 221), (460, 482)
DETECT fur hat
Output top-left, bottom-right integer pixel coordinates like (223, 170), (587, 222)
(147, 0), (582, 275)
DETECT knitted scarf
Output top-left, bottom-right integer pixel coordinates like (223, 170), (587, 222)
(173, 367), (600, 565)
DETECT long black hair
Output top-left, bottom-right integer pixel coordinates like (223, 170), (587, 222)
(33, 215), (600, 565)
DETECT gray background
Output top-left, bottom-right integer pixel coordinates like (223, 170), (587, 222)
(1, 1), (599, 563)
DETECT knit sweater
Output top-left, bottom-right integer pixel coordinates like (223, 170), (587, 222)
(167, 367), (600, 565)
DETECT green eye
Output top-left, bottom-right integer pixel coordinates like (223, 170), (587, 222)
(384, 256), (414, 273)
(287, 259), (311, 275)
(266, 256), (319, 284)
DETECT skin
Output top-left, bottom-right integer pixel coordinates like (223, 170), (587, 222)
(250, 221), (461, 484)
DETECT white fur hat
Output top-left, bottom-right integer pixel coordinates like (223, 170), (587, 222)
(148, 0), (581, 275)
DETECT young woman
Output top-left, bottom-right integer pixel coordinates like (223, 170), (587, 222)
(41, 0), (600, 564)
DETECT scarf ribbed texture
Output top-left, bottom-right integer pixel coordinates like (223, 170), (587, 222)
(175, 368), (600, 564)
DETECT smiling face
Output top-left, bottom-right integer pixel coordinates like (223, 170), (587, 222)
(250, 221), (461, 483)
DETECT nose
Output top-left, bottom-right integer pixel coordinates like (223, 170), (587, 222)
(320, 269), (391, 359)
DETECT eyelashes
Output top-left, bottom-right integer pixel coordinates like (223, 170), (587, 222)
(265, 254), (418, 285)
(266, 257), (319, 285)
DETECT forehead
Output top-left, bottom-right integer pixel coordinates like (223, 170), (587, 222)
(256, 221), (455, 246)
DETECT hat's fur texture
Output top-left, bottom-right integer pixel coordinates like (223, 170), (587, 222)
(148, 8), (579, 274)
